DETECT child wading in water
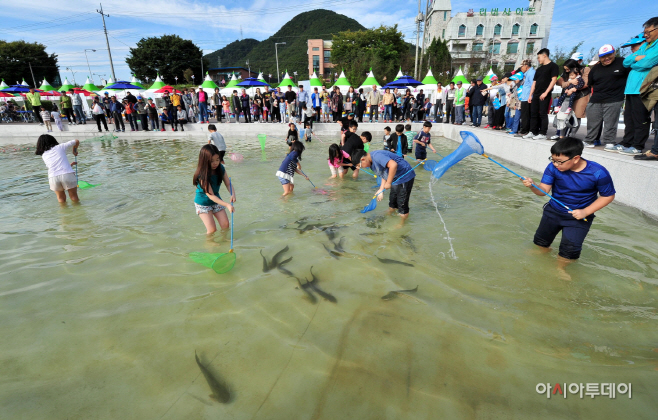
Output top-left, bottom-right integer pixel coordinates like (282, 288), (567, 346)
(412, 121), (437, 161)
(286, 123), (299, 146)
(193, 144), (235, 235)
(521, 137), (615, 280)
(207, 124), (227, 163)
(328, 143), (350, 178)
(352, 148), (417, 224)
(35, 134), (80, 203)
(276, 141), (308, 196)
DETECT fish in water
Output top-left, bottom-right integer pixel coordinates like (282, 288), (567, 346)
(277, 256), (294, 276)
(365, 215), (386, 229)
(376, 256), (414, 267)
(381, 286), (419, 301)
(401, 235), (417, 252)
(296, 277), (318, 304)
(324, 225), (342, 241)
(194, 351), (231, 403)
(360, 232), (384, 237)
(270, 245), (290, 269)
(308, 267), (337, 303)
(260, 250), (270, 273)
(333, 237), (346, 253)
(322, 243), (341, 259)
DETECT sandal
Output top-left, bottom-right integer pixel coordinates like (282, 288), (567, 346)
(634, 152), (658, 160)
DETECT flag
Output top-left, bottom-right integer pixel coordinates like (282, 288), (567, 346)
(268, 74), (272, 78)
(293, 71), (298, 75)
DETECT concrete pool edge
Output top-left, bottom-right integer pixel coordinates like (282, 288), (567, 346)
(2, 122), (656, 220)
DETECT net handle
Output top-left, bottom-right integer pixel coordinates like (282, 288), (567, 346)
(228, 177), (234, 252)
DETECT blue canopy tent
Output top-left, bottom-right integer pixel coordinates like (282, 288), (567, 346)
(382, 75), (423, 89)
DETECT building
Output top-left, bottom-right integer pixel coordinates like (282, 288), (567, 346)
(207, 67), (257, 85)
(307, 40), (334, 80)
(425, 0), (555, 74)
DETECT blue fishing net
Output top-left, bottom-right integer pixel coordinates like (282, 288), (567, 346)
(431, 131), (484, 180)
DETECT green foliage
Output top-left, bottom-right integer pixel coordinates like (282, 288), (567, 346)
(204, 39), (260, 69)
(332, 25), (410, 87)
(551, 41), (584, 68)
(126, 35), (208, 84)
(203, 9), (365, 81)
(183, 68), (194, 83)
(421, 38), (452, 84)
(0, 40), (59, 86)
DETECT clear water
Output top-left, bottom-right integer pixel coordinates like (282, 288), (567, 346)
(1, 135), (657, 419)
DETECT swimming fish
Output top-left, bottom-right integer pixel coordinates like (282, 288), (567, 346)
(194, 351), (231, 403)
(296, 277), (318, 304)
(376, 256), (414, 267)
(333, 237), (346, 253)
(365, 215), (386, 229)
(308, 267), (337, 303)
(381, 286), (419, 301)
(401, 235), (417, 252)
(322, 243), (341, 259)
(277, 256), (294, 276)
(324, 225), (342, 241)
(270, 245), (290, 269)
(260, 250), (270, 272)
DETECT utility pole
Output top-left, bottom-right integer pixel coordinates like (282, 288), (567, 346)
(97, 3), (116, 80)
(28, 62), (37, 87)
(275, 42), (286, 83)
(246, 60), (250, 77)
(201, 58), (204, 77)
(413, 0), (423, 79)
(420, 0), (431, 75)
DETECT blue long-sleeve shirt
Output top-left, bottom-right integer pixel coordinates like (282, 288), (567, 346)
(623, 39), (658, 95)
(519, 67), (535, 102)
(297, 90), (309, 103)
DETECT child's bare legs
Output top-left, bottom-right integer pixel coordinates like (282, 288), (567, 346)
(199, 212), (218, 235)
(556, 256), (573, 281)
(55, 190), (67, 203)
(352, 167), (360, 179)
(68, 187), (79, 203)
(339, 168), (346, 179)
(282, 183), (293, 196)
(213, 209), (230, 230)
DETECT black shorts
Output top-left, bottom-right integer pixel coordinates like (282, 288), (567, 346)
(389, 177), (415, 215)
(533, 203), (594, 260)
(218, 150), (226, 163)
(415, 148), (427, 160)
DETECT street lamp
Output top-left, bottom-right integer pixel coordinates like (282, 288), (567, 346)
(84, 49), (96, 83)
(275, 42), (286, 83)
(66, 67), (77, 86)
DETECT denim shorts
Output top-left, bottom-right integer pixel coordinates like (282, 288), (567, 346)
(195, 202), (225, 215)
(278, 176), (291, 185)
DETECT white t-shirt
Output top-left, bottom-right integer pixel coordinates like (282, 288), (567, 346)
(208, 132), (226, 151)
(42, 140), (76, 178)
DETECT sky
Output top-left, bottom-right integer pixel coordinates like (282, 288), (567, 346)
(0, 0), (651, 85)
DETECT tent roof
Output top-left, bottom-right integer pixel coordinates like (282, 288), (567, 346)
(38, 79), (56, 92)
(421, 69), (438, 85)
(149, 75), (166, 90)
(201, 73), (220, 89)
(451, 67), (469, 85)
(277, 72), (296, 88)
(359, 69), (380, 88)
(225, 73), (241, 89)
(82, 78), (101, 92)
(309, 71), (323, 87)
(130, 76), (145, 89)
(393, 67), (403, 81)
(333, 70), (351, 87)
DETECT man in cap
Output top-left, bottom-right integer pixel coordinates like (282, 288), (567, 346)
(469, 77), (488, 127)
(485, 75), (499, 128)
(583, 45), (630, 149)
(621, 33), (646, 53)
(618, 16), (658, 156)
(453, 81), (467, 125)
(102, 91), (114, 124)
(515, 59), (535, 136)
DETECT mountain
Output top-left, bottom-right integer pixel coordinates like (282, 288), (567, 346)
(203, 9), (365, 81)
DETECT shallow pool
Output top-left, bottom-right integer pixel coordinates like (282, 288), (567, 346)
(1, 134), (657, 419)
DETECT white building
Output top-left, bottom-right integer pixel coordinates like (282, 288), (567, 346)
(425, 0), (555, 74)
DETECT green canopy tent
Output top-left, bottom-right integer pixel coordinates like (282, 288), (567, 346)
(358, 68), (380, 90)
(256, 72), (269, 86)
(482, 67), (496, 84)
(421, 68), (438, 85)
(277, 72), (296, 89)
(393, 67), (403, 81)
(21, 79), (29, 86)
(58, 78), (75, 92)
(38, 78), (56, 92)
(0, 79), (9, 90)
(82, 78), (101, 92)
(201, 72), (219, 89)
(130, 75), (145, 89)
(451, 67), (469, 85)
(149, 74), (166, 91)
(225, 73), (241, 89)
(309, 71), (323, 87)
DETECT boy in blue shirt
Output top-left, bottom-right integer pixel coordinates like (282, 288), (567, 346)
(412, 121), (437, 161)
(352, 148), (416, 223)
(522, 137), (615, 276)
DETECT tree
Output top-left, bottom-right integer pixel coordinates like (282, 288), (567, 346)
(421, 38), (452, 84)
(551, 41), (584, 68)
(331, 25), (411, 87)
(0, 40), (59, 86)
(126, 35), (207, 84)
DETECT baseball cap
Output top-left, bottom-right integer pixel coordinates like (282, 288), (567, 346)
(104, 91), (109, 94)
(503, 72), (513, 79)
(598, 44), (615, 57)
(456, 81), (463, 85)
(490, 75), (499, 82)
(570, 52), (584, 61)
(621, 32), (646, 48)
(476, 77), (483, 81)
(510, 72), (524, 82)
(137, 96), (143, 99)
